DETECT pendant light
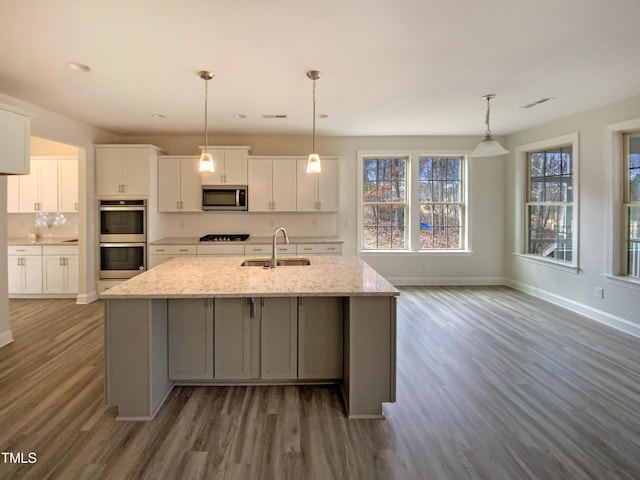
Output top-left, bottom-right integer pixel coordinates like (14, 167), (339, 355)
(198, 70), (215, 172)
(470, 94), (510, 157)
(306, 70), (322, 173)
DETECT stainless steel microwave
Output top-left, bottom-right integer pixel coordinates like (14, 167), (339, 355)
(202, 185), (248, 211)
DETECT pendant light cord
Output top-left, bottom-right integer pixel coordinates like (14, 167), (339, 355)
(484, 95), (492, 138)
(312, 78), (316, 153)
(204, 77), (209, 152)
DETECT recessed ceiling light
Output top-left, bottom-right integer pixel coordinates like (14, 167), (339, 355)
(151, 113), (166, 119)
(233, 114), (247, 119)
(67, 62), (91, 72)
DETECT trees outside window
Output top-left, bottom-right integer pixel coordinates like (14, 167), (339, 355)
(624, 131), (640, 278)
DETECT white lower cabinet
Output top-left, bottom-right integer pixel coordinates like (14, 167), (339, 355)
(298, 297), (344, 379)
(261, 297), (298, 380)
(42, 246), (78, 294)
(168, 299), (214, 380)
(8, 246), (42, 294)
(214, 298), (259, 379)
(148, 245), (196, 269)
(295, 243), (343, 255)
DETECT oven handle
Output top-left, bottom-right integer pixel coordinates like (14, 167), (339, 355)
(99, 243), (147, 248)
(99, 206), (146, 212)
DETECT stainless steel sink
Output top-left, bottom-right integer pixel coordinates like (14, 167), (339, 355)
(240, 257), (311, 267)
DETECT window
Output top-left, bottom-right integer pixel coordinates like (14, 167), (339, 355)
(359, 152), (466, 251)
(418, 157), (463, 249)
(526, 145), (574, 262)
(624, 131), (640, 278)
(361, 156), (407, 249)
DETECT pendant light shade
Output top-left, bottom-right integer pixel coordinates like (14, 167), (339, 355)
(198, 70), (215, 172)
(306, 70), (321, 173)
(470, 94), (509, 157)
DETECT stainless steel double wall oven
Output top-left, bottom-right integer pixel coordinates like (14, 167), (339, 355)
(99, 199), (146, 279)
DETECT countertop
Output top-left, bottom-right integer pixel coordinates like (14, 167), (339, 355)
(99, 256), (398, 299)
(149, 236), (343, 246)
(8, 237), (79, 246)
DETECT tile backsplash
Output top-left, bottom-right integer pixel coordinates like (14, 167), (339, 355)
(7, 212), (79, 239)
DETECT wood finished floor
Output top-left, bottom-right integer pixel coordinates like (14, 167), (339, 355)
(0, 288), (639, 479)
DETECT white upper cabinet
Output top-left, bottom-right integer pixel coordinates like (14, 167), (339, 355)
(0, 104), (30, 175)
(95, 145), (162, 197)
(7, 156), (78, 213)
(199, 146), (250, 185)
(158, 156), (201, 212)
(247, 157), (297, 212)
(296, 157), (339, 212)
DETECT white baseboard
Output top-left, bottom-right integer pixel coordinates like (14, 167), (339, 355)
(0, 329), (14, 349)
(390, 276), (507, 286)
(506, 279), (640, 339)
(76, 291), (99, 304)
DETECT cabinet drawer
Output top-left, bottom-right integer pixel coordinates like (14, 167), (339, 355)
(42, 245), (78, 256)
(149, 245), (196, 255)
(196, 244), (245, 256)
(244, 244), (296, 255)
(8, 245), (42, 255)
(296, 243), (342, 255)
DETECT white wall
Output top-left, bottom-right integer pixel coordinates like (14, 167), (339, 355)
(505, 94), (640, 336)
(124, 133), (507, 285)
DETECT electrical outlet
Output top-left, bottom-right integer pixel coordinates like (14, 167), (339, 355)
(594, 287), (604, 299)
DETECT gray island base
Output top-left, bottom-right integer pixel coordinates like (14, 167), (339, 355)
(101, 256), (399, 420)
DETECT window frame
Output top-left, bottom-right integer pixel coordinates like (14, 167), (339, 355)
(623, 130), (640, 279)
(357, 150), (469, 253)
(514, 133), (580, 272)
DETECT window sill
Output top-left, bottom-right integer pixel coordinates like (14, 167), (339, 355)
(512, 253), (579, 273)
(360, 250), (474, 256)
(604, 275), (640, 291)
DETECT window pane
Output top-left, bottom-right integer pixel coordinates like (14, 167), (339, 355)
(627, 206), (640, 278)
(528, 146), (573, 202)
(628, 133), (640, 203)
(420, 204), (461, 249)
(362, 205), (406, 249)
(362, 157), (406, 203)
(418, 157), (461, 203)
(528, 205), (573, 261)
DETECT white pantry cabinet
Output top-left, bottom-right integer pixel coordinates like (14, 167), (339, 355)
(95, 145), (162, 197)
(247, 157), (297, 212)
(199, 146), (250, 185)
(42, 245), (79, 294)
(0, 104), (30, 175)
(296, 157), (339, 212)
(157, 156), (201, 212)
(7, 245), (42, 295)
(168, 299), (214, 380)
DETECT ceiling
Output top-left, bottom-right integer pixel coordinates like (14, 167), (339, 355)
(1, 0), (639, 138)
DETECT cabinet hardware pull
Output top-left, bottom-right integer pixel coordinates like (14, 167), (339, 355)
(75, 202), (78, 211)
(60, 258), (63, 266)
(156, 249), (165, 252)
(16, 249), (26, 252)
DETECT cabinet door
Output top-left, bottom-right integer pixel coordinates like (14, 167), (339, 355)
(95, 148), (123, 196)
(22, 255), (43, 294)
(298, 297), (343, 379)
(38, 159), (59, 212)
(65, 255), (79, 293)
(168, 299), (214, 380)
(58, 158), (78, 212)
(19, 159), (40, 212)
(296, 158), (317, 211)
(272, 159), (297, 212)
(6, 175), (20, 213)
(147, 254), (173, 269)
(223, 149), (248, 185)
(42, 255), (65, 294)
(261, 297), (297, 379)
(317, 158), (339, 212)
(180, 157), (202, 211)
(158, 157), (181, 212)
(7, 256), (23, 294)
(248, 158), (272, 211)
(120, 148), (149, 195)
(200, 149), (225, 185)
(0, 107), (30, 174)
(214, 298), (256, 379)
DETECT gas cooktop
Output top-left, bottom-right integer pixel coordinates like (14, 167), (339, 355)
(199, 234), (250, 242)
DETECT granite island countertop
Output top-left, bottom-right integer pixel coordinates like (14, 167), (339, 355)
(99, 256), (398, 298)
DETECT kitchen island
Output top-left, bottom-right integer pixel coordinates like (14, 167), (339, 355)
(100, 256), (399, 420)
